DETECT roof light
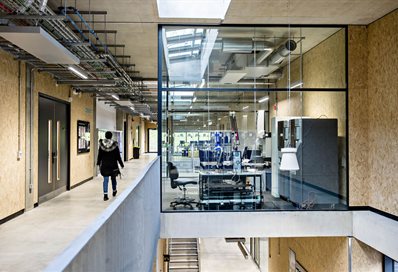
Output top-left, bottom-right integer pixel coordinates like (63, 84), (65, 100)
(111, 94), (119, 100)
(242, 106), (249, 110)
(193, 96), (197, 102)
(157, 0), (231, 19)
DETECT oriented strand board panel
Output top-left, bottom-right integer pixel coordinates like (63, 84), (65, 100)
(367, 10), (398, 216)
(70, 93), (95, 187)
(268, 237), (348, 272)
(352, 239), (382, 272)
(348, 26), (370, 207)
(0, 50), (26, 220)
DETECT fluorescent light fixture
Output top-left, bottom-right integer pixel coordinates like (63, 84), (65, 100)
(258, 96), (269, 103)
(291, 81), (303, 89)
(242, 106), (249, 110)
(193, 96), (197, 102)
(140, 113), (144, 117)
(180, 119), (187, 122)
(171, 91), (194, 97)
(197, 119), (200, 122)
(203, 124), (207, 128)
(111, 94), (119, 100)
(157, 0), (231, 19)
(242, 115), (248, 118)
(218, 118), (221, 121)
(0, 26), (79, 64)
(129, 106), (135, 111)
(189, 105), (193, 109)
(208, 121), (213, 125)
(68, 66), (88, 79)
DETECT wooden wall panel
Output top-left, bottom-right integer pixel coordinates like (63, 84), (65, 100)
(348, 26), (370, 207)
(352, 239), (382, 272)
(0, 50), (26, 220)
(268, 237), (348, 272)
(366, 10), (398, 216)
(70, 94), (95, 187)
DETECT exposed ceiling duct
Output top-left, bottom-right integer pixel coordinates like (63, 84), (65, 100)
(0, 0), (155, 119)
(221, 38), (273, 54)
(263, 40), (297, 65)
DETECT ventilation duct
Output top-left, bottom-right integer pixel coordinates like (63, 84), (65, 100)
(264, 40), (297, 65)
(217, 38), (273, 53)
(263, 70), (283, 79)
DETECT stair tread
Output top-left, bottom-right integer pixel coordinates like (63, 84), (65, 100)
(170, 259), (198, 263)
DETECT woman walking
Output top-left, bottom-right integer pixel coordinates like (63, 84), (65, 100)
(97, 131), (124, 201)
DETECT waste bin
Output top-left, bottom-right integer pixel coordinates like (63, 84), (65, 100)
(133, 147), (140, 159)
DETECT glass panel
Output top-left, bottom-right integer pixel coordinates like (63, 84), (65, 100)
(162, 26), (346, 89)
(160, 25), (347, 212)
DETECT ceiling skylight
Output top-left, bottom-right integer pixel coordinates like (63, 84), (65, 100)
(157, 0), (231, 19)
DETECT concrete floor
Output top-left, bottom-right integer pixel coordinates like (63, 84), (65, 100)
(199, 238), (260, 272)
(0, 154), (157, 272)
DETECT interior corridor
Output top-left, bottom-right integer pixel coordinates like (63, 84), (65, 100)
(0, 154), (157, 272)
(200, 238), (260, 272)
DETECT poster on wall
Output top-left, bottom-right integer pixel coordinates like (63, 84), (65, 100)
(77, 120), (90, 153)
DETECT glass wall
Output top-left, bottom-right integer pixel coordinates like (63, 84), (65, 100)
(159, 25), (347, 212)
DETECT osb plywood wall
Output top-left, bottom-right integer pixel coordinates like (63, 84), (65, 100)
(352, 239), (382, 272)
(70, 94), (94, 187)
(348, 26), (369, 207)
(0, 50), (26, 220)
(268, 237), (348, 272)
(348, 10), (398, 216)
(366, 10), (398, 216)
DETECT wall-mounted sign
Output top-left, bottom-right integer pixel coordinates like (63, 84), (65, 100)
(77, 120), (90, 153)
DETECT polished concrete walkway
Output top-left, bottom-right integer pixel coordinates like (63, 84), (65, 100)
(0, 154), (157, 272)
(200, 238), (260, 272)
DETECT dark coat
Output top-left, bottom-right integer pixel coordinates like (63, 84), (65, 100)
(97, 139), (124, 177)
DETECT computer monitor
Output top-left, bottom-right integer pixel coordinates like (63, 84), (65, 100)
(232, 151), (241, 171)
(250, 149), (262, 160)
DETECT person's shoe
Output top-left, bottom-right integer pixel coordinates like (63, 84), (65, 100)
(112, 190), (117, 197)
(103, 194), (109, 201)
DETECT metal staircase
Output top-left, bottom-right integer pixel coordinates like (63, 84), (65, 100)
(168, 238), (200, 272)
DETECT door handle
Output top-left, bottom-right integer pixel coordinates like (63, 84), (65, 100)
(48, 120), (52, 184)
(56, 121), (61, 181)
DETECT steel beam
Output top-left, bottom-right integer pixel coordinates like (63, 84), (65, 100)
(57, 79), (116, 85)
(73, 30), (117, 34)
(96, 44), (125, 48)
(0, 15), (66, 20)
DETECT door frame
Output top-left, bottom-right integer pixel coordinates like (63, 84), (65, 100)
(38, 93), (71, 192)
(124, 121), (128, 161)
(147, 128), (158, 153)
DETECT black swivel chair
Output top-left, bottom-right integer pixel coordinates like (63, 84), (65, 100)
(167, 162), (198, 210)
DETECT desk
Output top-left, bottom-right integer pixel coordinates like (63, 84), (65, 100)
(199, 170), (264, 209)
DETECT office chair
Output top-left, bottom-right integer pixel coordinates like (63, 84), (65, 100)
(167, 162), (198, 210)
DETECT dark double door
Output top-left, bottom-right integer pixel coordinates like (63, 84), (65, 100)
(38, 96), (69, 202)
